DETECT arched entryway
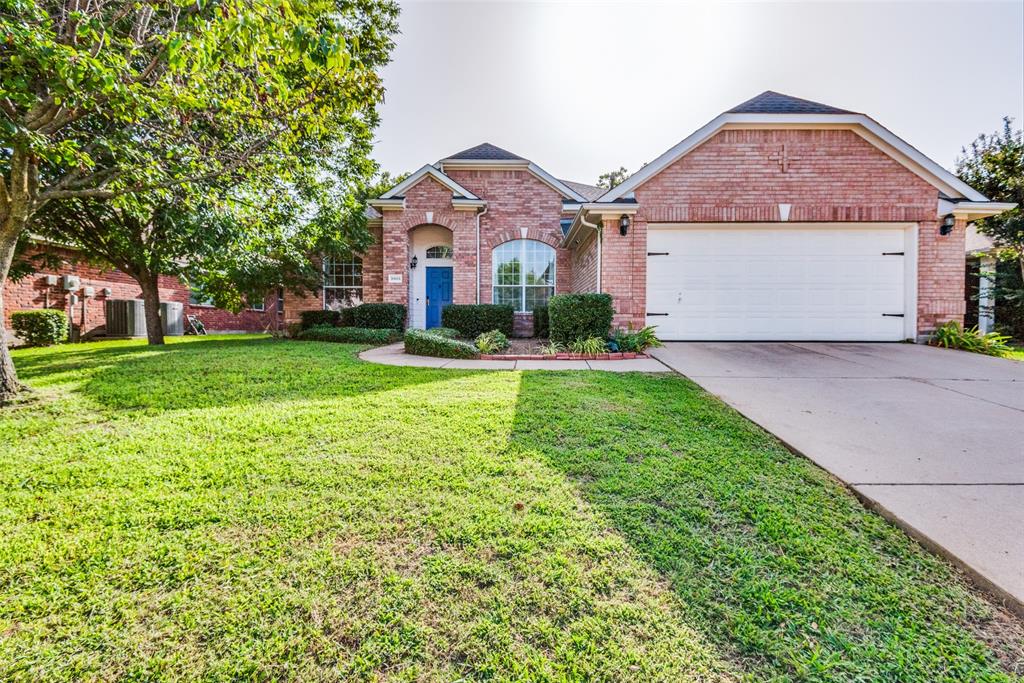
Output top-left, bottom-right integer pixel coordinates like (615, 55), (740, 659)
(408, 224), (454, 329)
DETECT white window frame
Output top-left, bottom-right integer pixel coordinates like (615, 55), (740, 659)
(492, 239), (556, 313)
(322, 255), (364, 309)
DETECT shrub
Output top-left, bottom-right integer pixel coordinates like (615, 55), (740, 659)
(300, 310), (340, 329)
(425, 327), (460, 339)
(286, 322), (303, 338)
(296, 326), (400, 345)
(931, 321), (1012, 356)
(11, 309), (68, 347)
(548, 293), (613, 344)
(568, 337), (607, 355)
(539, 340), (564, 356)
(475, 329), (510, 354)
(404, 328), (479, 359)
(353, 303), (406, 330)
(441, 304), (514, 338)
(532, 304), (549, 338)
(613, 325), (663, 353)
(339, 307), (357, 327)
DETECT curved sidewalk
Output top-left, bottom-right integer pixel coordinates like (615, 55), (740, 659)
(360, 343), (670, 372)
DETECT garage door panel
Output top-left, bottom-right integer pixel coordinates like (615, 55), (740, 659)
(647, 226), (908, 341)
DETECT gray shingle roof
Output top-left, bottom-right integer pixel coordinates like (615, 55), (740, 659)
(559, 179), (604, 201)
(445, 143), (525, 161)
(728, 91), (853, 115)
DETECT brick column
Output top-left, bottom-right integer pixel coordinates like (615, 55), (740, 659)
(382, 213), (409, 308)
(599, 215), (646, 329)
(917, 217), (967, 335)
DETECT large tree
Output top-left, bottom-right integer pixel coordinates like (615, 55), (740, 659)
(597, 166), (629, 190)
(0, 0), (399, 397)
(956, 117), (1024, 336)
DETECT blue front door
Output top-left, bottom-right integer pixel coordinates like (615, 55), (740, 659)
(425, 266), (453, 328)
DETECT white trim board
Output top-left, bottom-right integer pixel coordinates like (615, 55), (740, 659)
(380, 164), (480, 200)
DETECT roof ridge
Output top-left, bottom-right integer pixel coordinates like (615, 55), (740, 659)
(728, 90), (854, 115)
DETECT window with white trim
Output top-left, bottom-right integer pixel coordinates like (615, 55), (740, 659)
(323, 256), (363, 310)
(425, 245), (453, 259)
(492, 239), (555, 312)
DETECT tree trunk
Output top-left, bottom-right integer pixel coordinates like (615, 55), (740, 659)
(0, 231), (22, 400)
(138, 271), (165, 345)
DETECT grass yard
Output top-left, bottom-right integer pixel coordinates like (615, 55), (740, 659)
(2, 336), (1021, 681)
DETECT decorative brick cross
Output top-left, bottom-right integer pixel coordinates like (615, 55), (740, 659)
(768, 144), (801, 173)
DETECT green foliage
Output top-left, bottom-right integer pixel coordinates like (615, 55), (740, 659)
(353, 303), (406, 330)
(339, 307), (357, 327)
(930, 321), (1012, 356)
(286, 322), (303, 338)
(10, 310), (68, 347)
(614, 325), (663, 353)
(597, 166), (630, 190)
(3, 336), (1016, 680)
(296, 326), (399, 345)
(300, 310), (341, 330)
(475, 330), (510, 354)
(548, 293), (614, 344)
(441, 304), (514, 338)
(538, 340), (564, 356)
(532, 304), (549, 338)
(403, 329), (479, 359)
(425, 327), (459, 339)
(567, 337), (607, 355)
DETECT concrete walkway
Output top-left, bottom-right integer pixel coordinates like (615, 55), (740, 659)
(650, 342), (1024, 615)
(360, 343), (670, 372)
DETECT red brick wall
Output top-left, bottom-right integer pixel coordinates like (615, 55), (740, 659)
(624, 128), (962, 335)
(445, 168), (571, 303)
(569, 231), (599, 294)
(4, 245), (278, 339)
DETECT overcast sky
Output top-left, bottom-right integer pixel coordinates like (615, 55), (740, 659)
(372, 1), (1024, 186)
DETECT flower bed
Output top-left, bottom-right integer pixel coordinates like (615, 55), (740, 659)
(479, 352), (647, 361)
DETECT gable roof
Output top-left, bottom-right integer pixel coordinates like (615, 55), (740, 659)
(378, 164), (480, 200)
(597, 91), (988, 203)
(446, 143), (525, 161)
(728, 90), (854, 115)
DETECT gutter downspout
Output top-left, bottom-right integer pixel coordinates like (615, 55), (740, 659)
(476, 205), (488, 303)
(579, 211), (602, 292)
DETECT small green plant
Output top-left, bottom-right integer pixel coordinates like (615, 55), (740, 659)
(931, 321), (1012, 357)
(538, 340), (564, 356)
(548, 293), (614, 344)
(475, 329), (510, 354)
(614, 324), (663, 353)
(425, 327), (460, 339)
(11, 310), (68, 346)
(404, 329), (480, 359)
(568, 337), (607, 355)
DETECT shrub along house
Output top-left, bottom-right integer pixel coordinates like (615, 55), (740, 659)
(336, 91), (1014, 342)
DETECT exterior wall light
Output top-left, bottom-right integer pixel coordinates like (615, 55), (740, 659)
(619, 214), (630, 236)
(410, 255), (418, 269)
(940, 214), (955, 236)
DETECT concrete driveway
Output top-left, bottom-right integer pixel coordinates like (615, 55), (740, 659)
(650, 342), (1024, 613)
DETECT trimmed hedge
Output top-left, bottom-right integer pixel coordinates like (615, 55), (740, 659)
(548, 293), (614, 344)
(404, 328), (479, 359)
(11, 309), (68, 347)
(441, 304), (514, 338)
(339, 307), (356, 327)
(353, 303), (406, 330)
(425, 327), (460, 339)
(300, 310), (340, 330)
(532, 304), (549, 338)
(296, 326), (400, 345)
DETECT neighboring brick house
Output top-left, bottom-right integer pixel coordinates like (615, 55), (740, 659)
(359, 91), (1013, 341)
(4, 242), (281, 341)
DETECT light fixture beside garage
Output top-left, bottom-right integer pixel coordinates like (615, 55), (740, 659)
(940, 214), (956, 236)
(619, 214), (630, 236)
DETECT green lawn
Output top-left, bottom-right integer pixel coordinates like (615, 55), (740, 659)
(2, 336), (1020, 681)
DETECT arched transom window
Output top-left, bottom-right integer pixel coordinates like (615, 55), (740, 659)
(425, 245), (453, 259)
(493, 239), (555, 312)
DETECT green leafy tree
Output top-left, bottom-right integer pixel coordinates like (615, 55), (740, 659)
(0, 0), (399, 397)
(597, 166), (629, 189)
(956, 117), (1024, 337)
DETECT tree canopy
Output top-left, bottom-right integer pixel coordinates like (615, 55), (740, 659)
(597, 166), (629, 190)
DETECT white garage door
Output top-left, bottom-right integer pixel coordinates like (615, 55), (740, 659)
(646, 225), (910, 341)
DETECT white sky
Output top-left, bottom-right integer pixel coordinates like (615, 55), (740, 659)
(373, 0), (1024, 186)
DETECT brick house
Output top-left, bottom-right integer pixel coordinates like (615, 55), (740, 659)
(353, 91), (1012, 341)
(7, 91), (1014, 343)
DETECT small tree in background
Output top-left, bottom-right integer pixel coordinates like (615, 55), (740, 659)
(956, 117), (1024, 338)
(597, 167), (630, 189)
(0, 0), (400, 397)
